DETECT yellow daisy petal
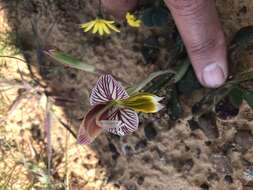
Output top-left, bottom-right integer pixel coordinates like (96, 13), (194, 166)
(104, 20), (115, 24)
(92, 23), (99, 34)
(106, 22), (120, 33)
(81, 18), (119, 35)
(98, 23), (104, 36)
(80, 20), (96, 29)
(82, 21), (96, 32)
(101, 23), (110, 34)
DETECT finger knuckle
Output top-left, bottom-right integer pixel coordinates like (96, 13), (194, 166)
(188, 35), (226, 56)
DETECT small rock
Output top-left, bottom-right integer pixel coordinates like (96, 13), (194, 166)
(144, 122), (157, 140)
(224, 175), (233, 184)
(198, 113), (219, 139)
(137, 176), (145, 185)
(200, 183), (209, 190)
(205, 141), (212, 146)
(239, 6), (247, 14)
(108, 143), (119, 160)
(121, 144), (133, 156)
(188, 119), (200, 131)
(243, 167), (253, 181)
(210, 154), (233, 174)
(215, 98), (239, 120)
(243, 186), (253, 190)
(207, 173), (219, 182)
(30, 124), (42, 141)
(235, 130), (253, 152)
(221, 142), (236, 154)
(182, 159), (194, 172)
(135, 139), (147, 150)
(126, 183), (137, 190)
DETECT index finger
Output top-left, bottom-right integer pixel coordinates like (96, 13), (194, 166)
(164, 0), (228, 88)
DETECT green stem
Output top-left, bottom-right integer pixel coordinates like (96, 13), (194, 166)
(98, 0), (102, 17)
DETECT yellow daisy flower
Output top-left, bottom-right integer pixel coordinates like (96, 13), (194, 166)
(80, 18), (120, 36)
(126, 12), (141, 28)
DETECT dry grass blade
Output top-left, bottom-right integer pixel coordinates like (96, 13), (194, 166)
(0, 55), (26, 63)
(0, 79), (23, 91)
(0, 91), (28, 125)
(44, 98), (52, 187)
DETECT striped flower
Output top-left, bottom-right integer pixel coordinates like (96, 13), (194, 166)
(77, 75), (164, 144)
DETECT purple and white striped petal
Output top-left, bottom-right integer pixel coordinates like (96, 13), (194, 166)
(90, 75), (129, 106)
(104, 108), (139, 136)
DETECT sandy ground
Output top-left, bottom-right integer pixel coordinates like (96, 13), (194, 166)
(0, 0), (253, 190)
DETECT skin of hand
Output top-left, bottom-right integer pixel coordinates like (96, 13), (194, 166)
(102, 0), (228, 88)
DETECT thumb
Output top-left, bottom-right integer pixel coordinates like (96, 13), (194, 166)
(164, 0), (228, 88)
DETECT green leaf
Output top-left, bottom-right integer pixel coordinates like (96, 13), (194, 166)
(168, 89), (182, 120)
(141, 7), (169, 27)
(45, 50), (97, 73)
(243, 90), (253, 108)
(231, 26), (253, 49)
(176, 66), (202, 95)
(228, 87), (243, 108)
(173, 59), (190, 83)
(127, 69), (175, 95)
(229, 26), (253, 73)
(141, 37), (160, 64)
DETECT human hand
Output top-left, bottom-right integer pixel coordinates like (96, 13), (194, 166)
(102, 0), (228, 88)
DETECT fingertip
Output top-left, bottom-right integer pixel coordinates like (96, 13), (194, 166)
(202, 63), (227, 88)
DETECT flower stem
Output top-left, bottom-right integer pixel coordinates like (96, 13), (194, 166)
(98, 0), (102, 17)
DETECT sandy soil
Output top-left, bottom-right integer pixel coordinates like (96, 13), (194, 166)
(0, 0), (253, 190)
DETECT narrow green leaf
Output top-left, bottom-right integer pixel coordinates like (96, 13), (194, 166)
(232, 69), (253, 83)
(173, 59), (190, 83)
(168, 89), (182, 120)
(176, 66), (202, 95)
(127, 69), (175, 95)
(243, 90), (253, 108)
(45, 50), (97, 73)
(228, 87), (243, 108)
(44, 99), (53, 186)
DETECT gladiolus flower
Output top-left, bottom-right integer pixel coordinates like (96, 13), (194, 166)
(80, 18), (120, 36)
(77, 75), (163, 144)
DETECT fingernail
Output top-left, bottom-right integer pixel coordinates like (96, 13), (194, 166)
(203, 63), (225, 88)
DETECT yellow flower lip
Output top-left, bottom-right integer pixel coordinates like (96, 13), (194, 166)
(80, 18), (120, 36)
(126, 12), (141, 28)
(117, 93), (164, 113)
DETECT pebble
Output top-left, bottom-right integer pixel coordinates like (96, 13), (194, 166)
(235, 130), (253, 152)
(135, 139), (147, 150)
(224, 175), (234, 184)
(215, 98), (239, 119)
(198, 113), (219, 139)
(210, 154), (233, 174)
(200, 183), (209, 190)
(144, 122), (157, 140)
